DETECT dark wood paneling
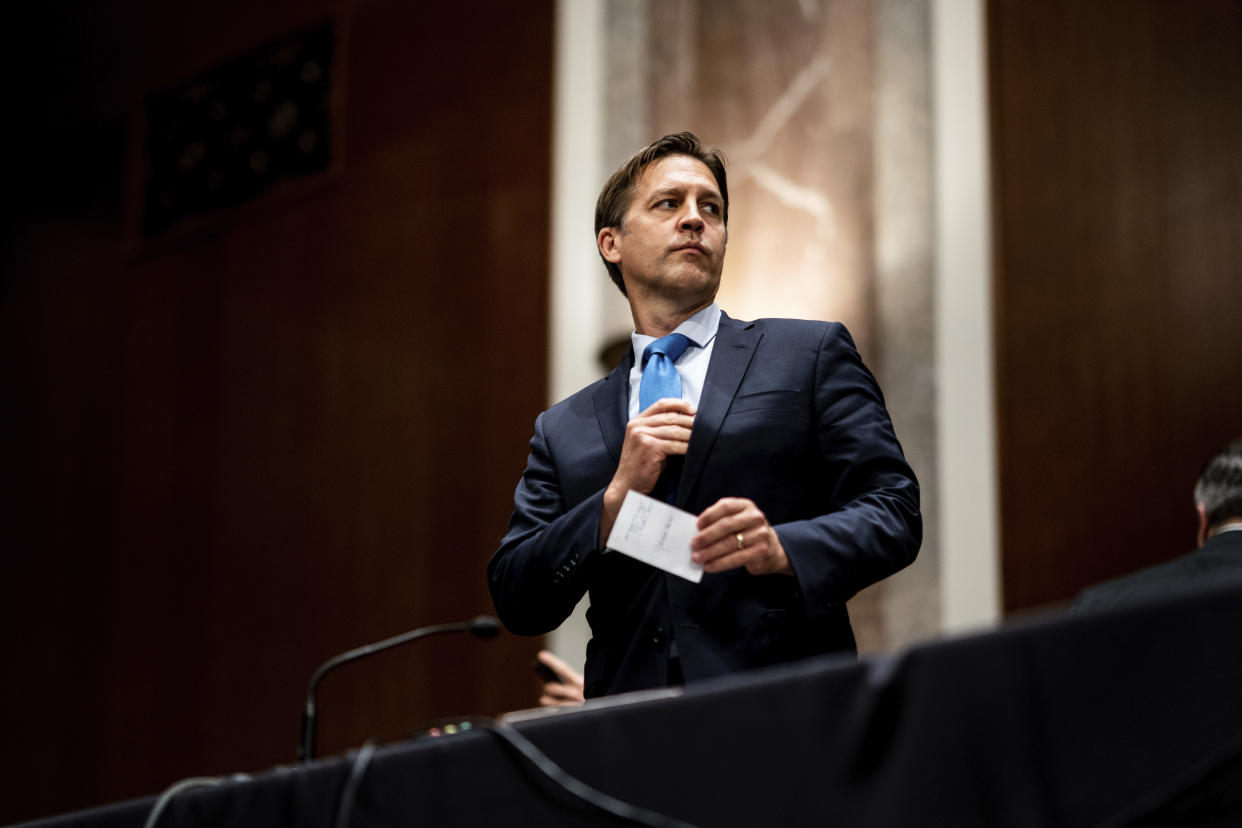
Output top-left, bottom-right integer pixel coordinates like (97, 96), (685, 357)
(0, 0), (552, 822)
(989, 0), (1242, 611)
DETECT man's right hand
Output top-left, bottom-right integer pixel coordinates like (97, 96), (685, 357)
(600, 398), (696, 542)
(536, 649), (585, 707)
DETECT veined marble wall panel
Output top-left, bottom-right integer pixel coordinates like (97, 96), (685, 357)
(873, 0), (938, 651)
(600, 0), (938, 651)
(645, 0), (876, 351)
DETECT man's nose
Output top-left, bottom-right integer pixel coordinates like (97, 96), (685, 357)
(680, 202), (705, 232)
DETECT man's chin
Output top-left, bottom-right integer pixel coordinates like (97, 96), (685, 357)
(669, 262), (721, 287)
(628, 267), (721, 305)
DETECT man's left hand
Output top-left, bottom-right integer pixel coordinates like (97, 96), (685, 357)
(691, 497), (793, 576)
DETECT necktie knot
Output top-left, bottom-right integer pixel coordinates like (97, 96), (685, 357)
(641, 333), (692, 369)
(639, 333), (693, 411)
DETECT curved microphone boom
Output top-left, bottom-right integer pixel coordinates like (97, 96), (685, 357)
(298, 615), (501, 763)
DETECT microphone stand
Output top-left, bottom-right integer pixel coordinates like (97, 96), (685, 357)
(298, 615), (500, 763)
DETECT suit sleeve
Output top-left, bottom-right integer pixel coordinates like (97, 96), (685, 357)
(487, 411), (605, 636)
(775, 323), (922, 620)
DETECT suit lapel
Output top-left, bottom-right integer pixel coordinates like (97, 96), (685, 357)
(677, 313), (761, 506)
(593, 349), (633, 462)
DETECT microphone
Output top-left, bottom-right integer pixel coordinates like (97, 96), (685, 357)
(298, 615), (501, 762)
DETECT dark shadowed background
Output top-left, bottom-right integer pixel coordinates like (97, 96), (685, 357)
(2, 0), (552, 821)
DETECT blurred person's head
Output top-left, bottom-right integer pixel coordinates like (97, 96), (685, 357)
(1193, 439), (1242, 545)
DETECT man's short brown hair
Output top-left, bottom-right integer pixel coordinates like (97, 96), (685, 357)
(594, 132), (729, 295)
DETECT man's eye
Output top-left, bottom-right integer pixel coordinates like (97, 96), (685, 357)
(703, 203), (720, 215)
(657, 199), (678, 208)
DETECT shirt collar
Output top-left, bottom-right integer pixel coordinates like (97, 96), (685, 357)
(1211, 521), (1242, 537)
(630, 302), (721, 361)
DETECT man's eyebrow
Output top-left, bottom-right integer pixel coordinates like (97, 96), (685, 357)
(648, 186), (722, 200)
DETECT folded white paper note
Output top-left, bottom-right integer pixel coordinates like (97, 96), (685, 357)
(605, 490), (703, 583)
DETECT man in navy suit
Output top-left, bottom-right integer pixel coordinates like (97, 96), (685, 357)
(488, 132), (921, 698)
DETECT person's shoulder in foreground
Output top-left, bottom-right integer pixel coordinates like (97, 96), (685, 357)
(1074, 439), (1242, 613)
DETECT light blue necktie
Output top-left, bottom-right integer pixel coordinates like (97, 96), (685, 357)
(639, 333), (693, 411)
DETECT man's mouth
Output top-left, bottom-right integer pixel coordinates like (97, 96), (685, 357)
(675, 242), (705, 254)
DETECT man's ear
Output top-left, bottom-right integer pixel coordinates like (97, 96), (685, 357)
(598, 226), (622, 264)
(1196, 502), (1209, 547)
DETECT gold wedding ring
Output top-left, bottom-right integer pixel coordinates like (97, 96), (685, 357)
(736, 532), (745, 550)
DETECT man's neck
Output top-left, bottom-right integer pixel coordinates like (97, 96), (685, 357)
(630, 295), (715, 337)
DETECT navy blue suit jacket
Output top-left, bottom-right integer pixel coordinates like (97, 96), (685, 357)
(488, 313), (921, 698)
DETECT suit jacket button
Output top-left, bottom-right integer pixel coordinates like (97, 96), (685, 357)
(651, 628), (666, 649)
